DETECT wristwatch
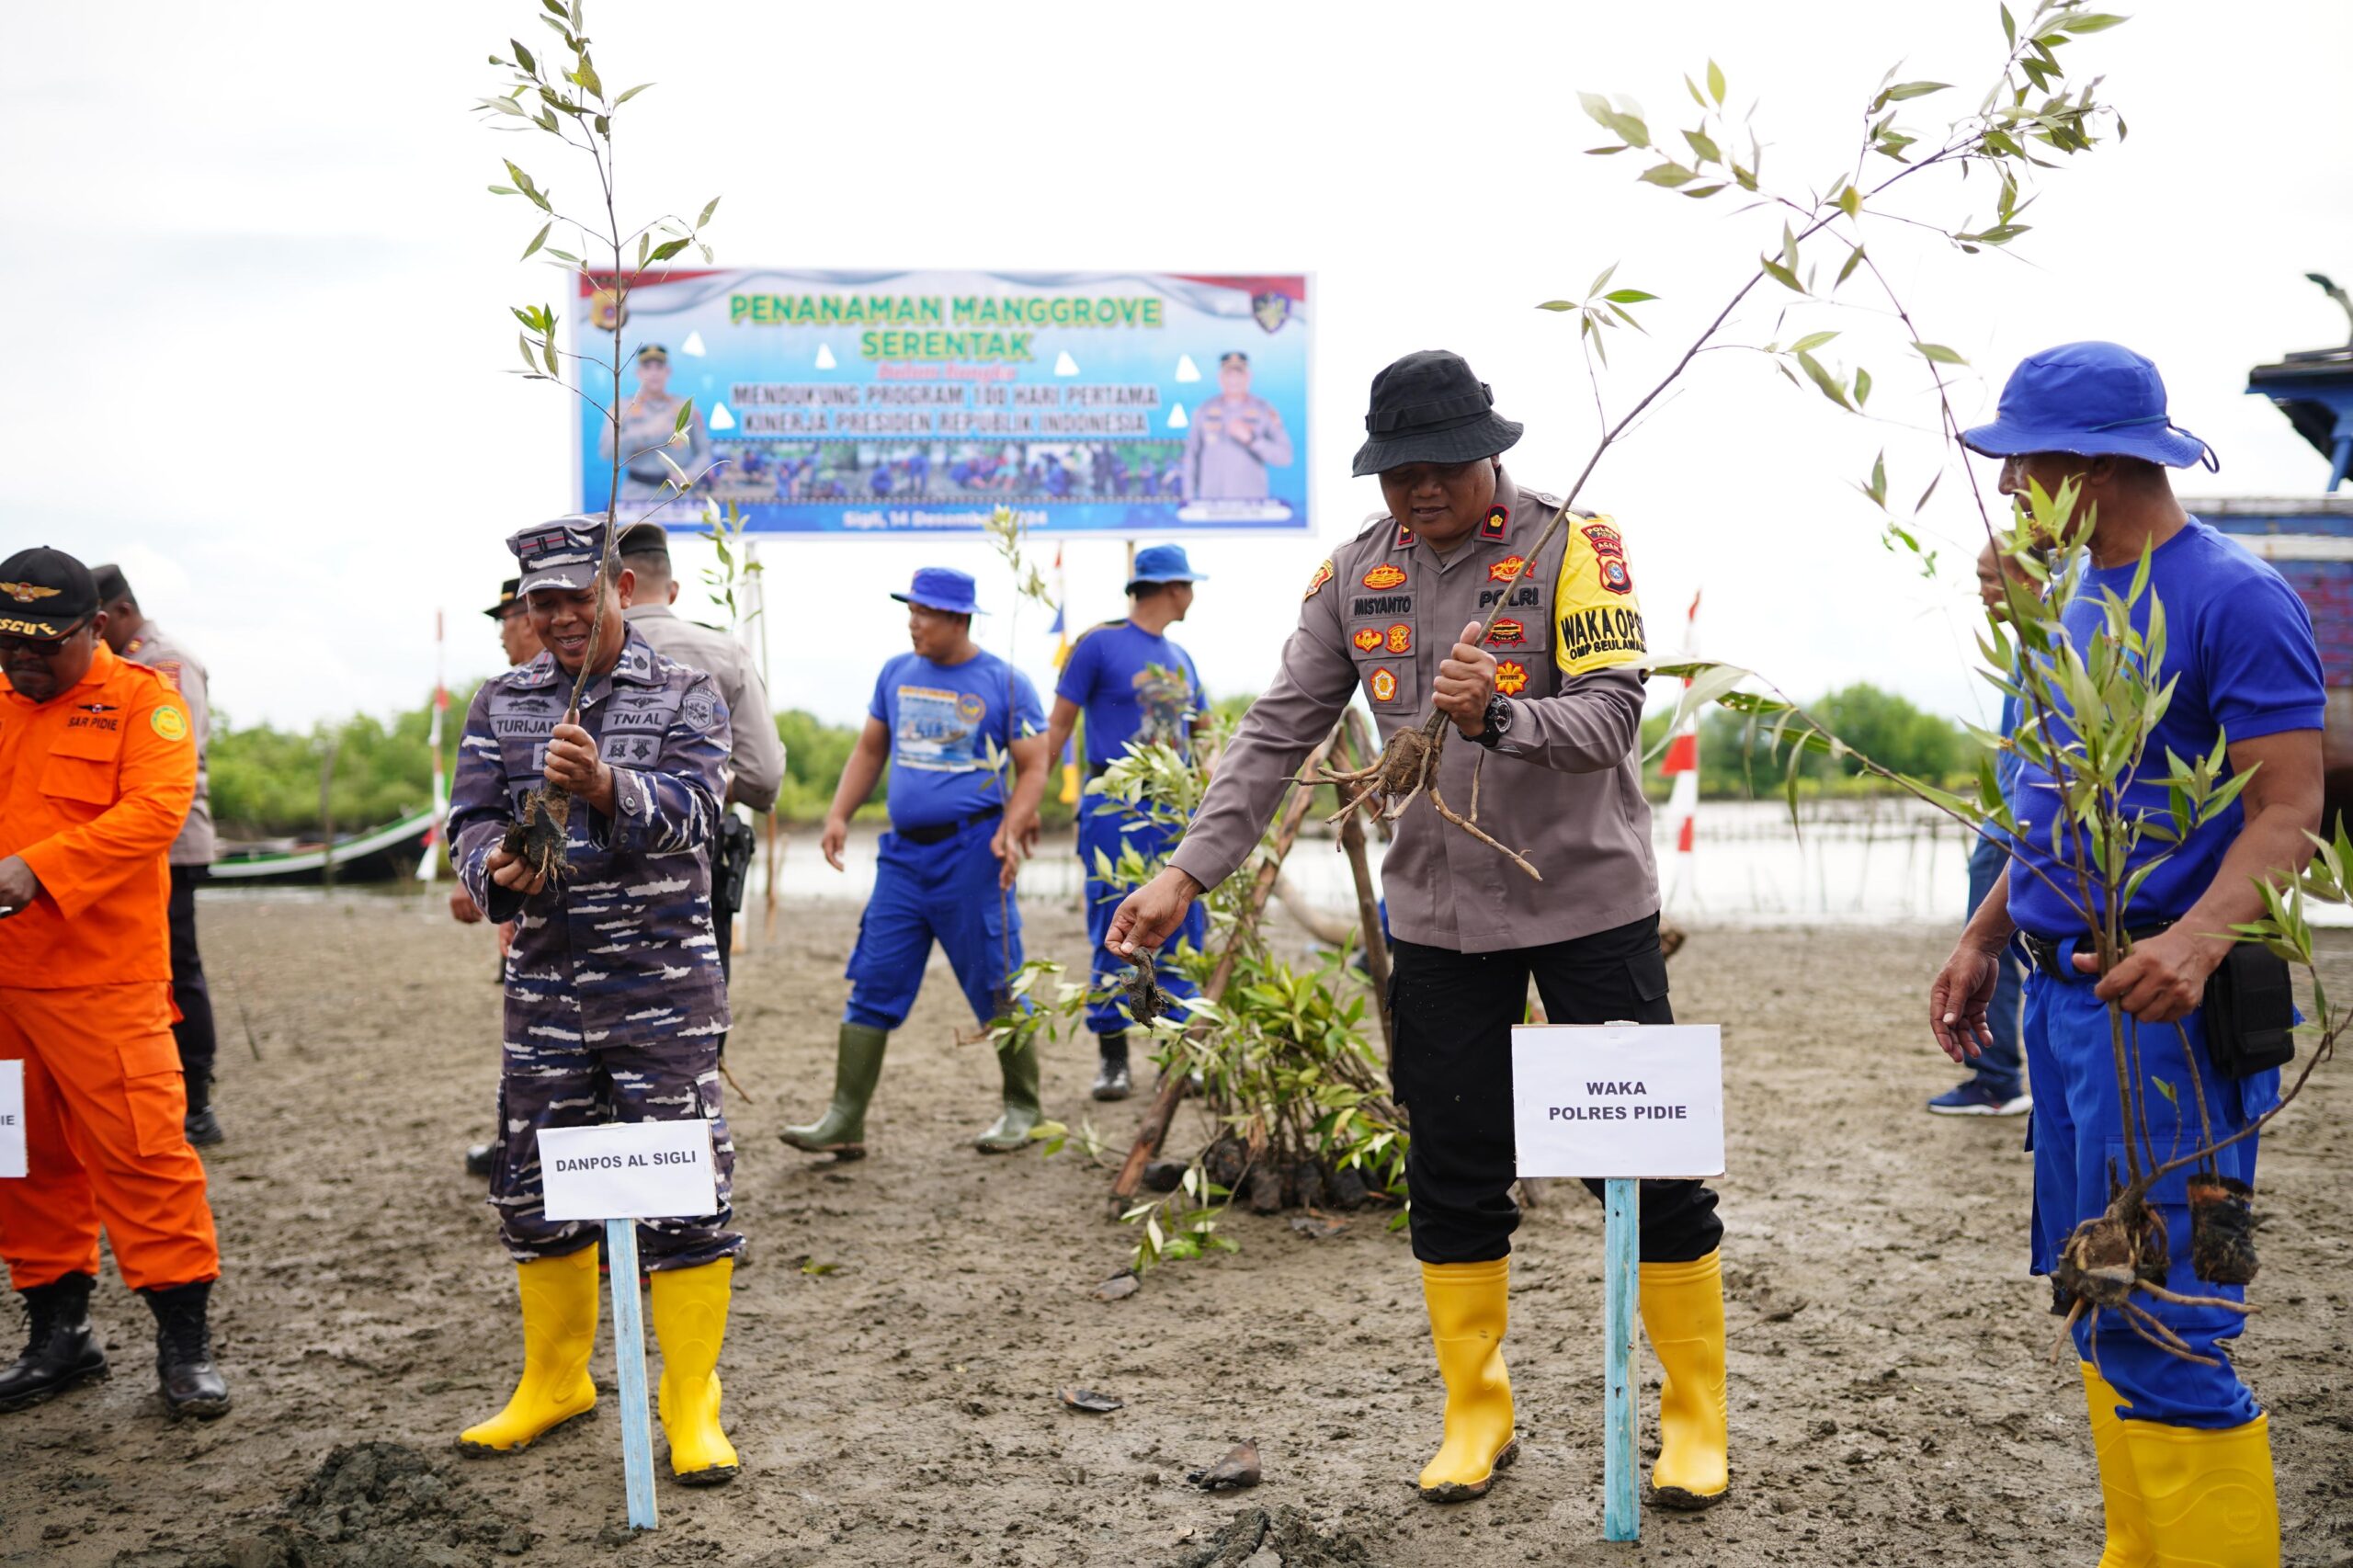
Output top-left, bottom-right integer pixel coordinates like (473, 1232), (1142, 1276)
(1472, 693), (1513, 750)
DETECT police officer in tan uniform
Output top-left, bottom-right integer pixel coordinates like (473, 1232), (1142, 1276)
(1111, 350), (1730, 1511)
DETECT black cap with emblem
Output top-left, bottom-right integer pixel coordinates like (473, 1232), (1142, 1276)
(483, 577), (525, 619)
(0, 546), (99, 640)
(1350, 349), (1524, 478)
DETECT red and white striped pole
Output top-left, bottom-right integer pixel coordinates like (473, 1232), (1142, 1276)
(1659, 591), (1701, 908)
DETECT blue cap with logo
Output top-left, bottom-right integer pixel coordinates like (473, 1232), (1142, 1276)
(1127, 543), (1208, 592)
(506, 516), (609, 596)
(1961, 341), (2218, 472)
(891, 566), (983, 616)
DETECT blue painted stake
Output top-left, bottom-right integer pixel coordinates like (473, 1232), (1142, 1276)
(604, 1219), (660, 1532)
(1602, 1177), (1640, 1543)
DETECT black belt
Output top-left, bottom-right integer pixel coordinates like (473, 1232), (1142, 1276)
(895, 807), (1002, 846)
(2019, 921), (2173, 980)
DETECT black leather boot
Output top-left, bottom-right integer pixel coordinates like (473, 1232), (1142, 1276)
(183, 1074), (224, 1148)
(0, 1274), (108, 1413)
(1091, 1031), (1132, 1102)
(142, 1280), (230, 1419)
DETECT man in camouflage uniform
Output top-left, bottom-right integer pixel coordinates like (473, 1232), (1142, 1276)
(446, 516), (744, 1487)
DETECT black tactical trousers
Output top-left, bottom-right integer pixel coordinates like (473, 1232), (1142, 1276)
(166, 866), (218, 1094)
(1390, 913), (1722, 1266)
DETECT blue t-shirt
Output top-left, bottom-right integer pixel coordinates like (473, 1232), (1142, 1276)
(870, 649), (1045, 831)
(1055, 619), (1205, 769)
(2005, 520), (2326, 937)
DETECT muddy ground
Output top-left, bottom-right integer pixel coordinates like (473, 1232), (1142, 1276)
(1, 856), (2347, 1567)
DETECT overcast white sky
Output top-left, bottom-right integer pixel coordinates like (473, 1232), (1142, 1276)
(4, 0), (2347, 734)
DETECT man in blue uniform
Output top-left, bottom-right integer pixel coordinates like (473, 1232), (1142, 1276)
(784, 567), (1051, 1157)
(1929, 343), (2325, 1563)
(447, 517), (744, 1486)
(1026, 544), (1210, 1099)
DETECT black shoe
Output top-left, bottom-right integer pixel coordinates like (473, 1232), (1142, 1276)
(1091, 1056), (1132, 1102)
(184, 1106), (224, 1148)
(0, 1274), (108, 1414)
(142, 1280), (230, 1420)
(465, 1143), (495, 1177)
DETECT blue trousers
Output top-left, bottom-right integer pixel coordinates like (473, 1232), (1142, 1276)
(1077, 797), (1204, 1034)
(2023, 957), (2279, 1427)
(844, 817), (1024, 1031)
(1963, 835), (2027, 1096)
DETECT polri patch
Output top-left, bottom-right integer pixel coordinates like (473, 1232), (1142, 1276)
(1598, 556), (1634, 596)
(1488, 554), (1527, 584)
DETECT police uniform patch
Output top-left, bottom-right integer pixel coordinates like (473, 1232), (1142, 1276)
(1361, 562), (1408, 591)
(1481, 505), (1509, 541)
(151, 704), (189, 742)
(1495, 660), (1529, 696)
(1304, 560), (1334, 600)
(1582, 520), (1626, 559)
(683, 688), (717, 731)
(1553, 512), (1647, 676)
(1351, 627), (1383, 653)
(1488, 555), (1527, 584)
(1369, 667), (1399, 704)
(1384, 623), (1412, 654)
(1394, 522), (1416, 549)
(0, 581), (61, 604)
(1487, 618), (1529, 647)
(1599, 557), (1634, 595)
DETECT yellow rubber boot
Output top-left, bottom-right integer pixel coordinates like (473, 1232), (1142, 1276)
(2080, 1364), (2155, 1566)
(1416, 1258), (1518, 1502)
(2119, 1413), (2279, 1567)
(1639, 1249), (1730, 1509)
(650, 1257), (740, 1485)
(458, 1246), (600, 1454)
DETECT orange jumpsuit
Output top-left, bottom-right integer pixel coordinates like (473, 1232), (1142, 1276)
(0, 642), (218, 1291)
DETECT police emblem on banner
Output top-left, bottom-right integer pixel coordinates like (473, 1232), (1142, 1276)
(1362, 562), (1408, 591)
(1251, 291), (1291, 334)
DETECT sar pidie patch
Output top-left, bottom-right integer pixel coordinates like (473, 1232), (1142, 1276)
(151, 705), (190, 743)
(1369, 667), (1399, 704)
(1304, 560), (1334, 600)
(1361, 562), (1408, 591)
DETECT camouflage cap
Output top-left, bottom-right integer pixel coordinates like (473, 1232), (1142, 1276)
(506, 516), (609, 597)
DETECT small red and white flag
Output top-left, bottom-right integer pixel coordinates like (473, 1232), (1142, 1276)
(1661, 592), (1701, 903)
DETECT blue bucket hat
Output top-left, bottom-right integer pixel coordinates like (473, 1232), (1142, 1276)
(1128, 543), (1208, 593)
(891, 566), (983, 616)
(1961, 341), (2219, 472)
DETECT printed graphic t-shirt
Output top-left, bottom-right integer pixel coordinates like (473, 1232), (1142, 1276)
(870, 648), (1045, 831)
(1055, 620), (1206, 769)
(2004, 519), (2326, 937)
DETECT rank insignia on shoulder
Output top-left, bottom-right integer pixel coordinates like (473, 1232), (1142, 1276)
(1495, 660), (1530, 697)
(1369, 666), (1399, 704)
(1351, 626), (1383, 653)
(1361, 562), (1408, 591)
(1304, 560), (1334, 600)
(1385, 623), (1412, 653)
(1394, 521), (1416, 549)
(1481, 505), (1509, 541)
(1488, 554), (1527, 584)
(1486, 618), (1528, 647)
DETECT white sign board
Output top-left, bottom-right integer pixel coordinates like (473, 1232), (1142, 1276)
(538, 1120), (718, 1221)
(1512, 1024), (1724, 1180)
(0, 1061), (22, 1178)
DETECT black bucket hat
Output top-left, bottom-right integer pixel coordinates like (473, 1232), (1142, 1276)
(1350, 350), (1523, 477)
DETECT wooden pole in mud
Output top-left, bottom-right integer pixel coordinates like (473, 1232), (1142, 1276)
(604, 1219), (661, 1531)
(1331, 722), (1393, 1074)
(1602, 1177), (1640, 1541)
(1109, 721), (1343, 1204)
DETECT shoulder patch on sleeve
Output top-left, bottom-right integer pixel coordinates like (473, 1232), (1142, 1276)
(151, 703), (190, 743)
(1303, 559), (1335, 600)
(1553, 512), (1647, 677)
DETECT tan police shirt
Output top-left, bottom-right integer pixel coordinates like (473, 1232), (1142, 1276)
(121, 623), (214, 867)
(1166, 468), (1658, 953)
(622, 603), (786, 812)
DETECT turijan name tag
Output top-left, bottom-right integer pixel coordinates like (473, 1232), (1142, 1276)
(539, 1119), (718, 1221)
(1511, 1024), (1725, 1180)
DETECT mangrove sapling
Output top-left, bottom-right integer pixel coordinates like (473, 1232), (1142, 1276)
(478, 2), (723, 880)
(1326, 0), (2131, 879)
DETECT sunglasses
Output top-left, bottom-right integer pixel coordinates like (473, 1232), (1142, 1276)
(0, 618), (85, 653)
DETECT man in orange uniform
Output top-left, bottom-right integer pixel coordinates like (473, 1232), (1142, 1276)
(0, 546), (228, 1419)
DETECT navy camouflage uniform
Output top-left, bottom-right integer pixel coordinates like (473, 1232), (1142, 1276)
(449, 614), (743, 1273)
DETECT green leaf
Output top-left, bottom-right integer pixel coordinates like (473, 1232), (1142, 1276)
(520, 221), (551, 261)
(673, 397), (697, 436)
(1794, 348), (1850, 409)
(697, 195), (722, 229)
(488, 185), (518, 196)
(649, 236), (691, 263)
(1759, 256), (1805, 295)
(1854, 365), (1874, 407)
(2001, 3), (2016, 46)
(1706, 58), (1726, 105)
(1881, 80), (1952, 102)
(1912, 341), (1967, 365)
(510, 39), (537, 74)
(1837, 185), (1862, 219)
(1537, 301), (1577, 312)
(573, 55), (603, 98)
(1602, 288), (1658, 303)
(2059, 12), (2128, 32)
(615, 82), (654, 105)
(1683, 128), (1722, 165)
(1790, 330), (1840, 352)
(1836, 244), (1865, 286)
(1640, 162), (1695, 187)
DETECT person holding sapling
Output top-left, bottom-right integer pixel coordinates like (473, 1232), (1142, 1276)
(1110, 352), (1732, 1510)
(783, 566), (1051, 1158)
(1929, 343), (2326, 1562)
(447, 517), (745, 1487)
(1025, 542), (1212, 1101)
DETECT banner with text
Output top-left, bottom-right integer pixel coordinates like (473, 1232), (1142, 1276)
(0, 1061), (22, 1179)
(1510, 1025), (1725, 1180)
(538, 1119), (719, 1221)
(574, 268), (1311, 537)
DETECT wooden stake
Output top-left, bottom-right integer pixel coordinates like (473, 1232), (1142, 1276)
(1333, 726), (1393, 1075)
(1109, 722), (1343, 1203)
(604, 1220), (660, 1531)
(1602, 1177), (1640, 1542)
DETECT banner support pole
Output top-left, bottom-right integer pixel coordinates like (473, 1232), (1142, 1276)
(1602, 1176), (1640, 1542)
(605, 1219), (661, 1531)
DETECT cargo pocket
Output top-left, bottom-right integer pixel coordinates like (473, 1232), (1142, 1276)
(119, 1024), (189, 1158)
(1625, 946), (1672, 1022)
(1350, 646), (1419, 714)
